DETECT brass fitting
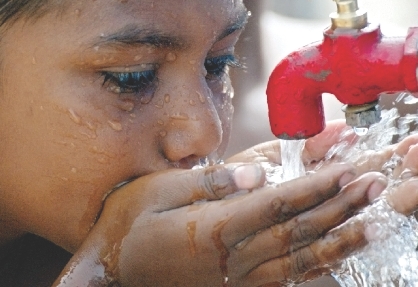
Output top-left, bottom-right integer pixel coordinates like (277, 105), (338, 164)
(330, 0), (367, 29)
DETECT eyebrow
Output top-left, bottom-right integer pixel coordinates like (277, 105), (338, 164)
(92, 8), (249, 50)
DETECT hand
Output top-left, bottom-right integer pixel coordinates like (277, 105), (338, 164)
(225, 120), (356, 169)
(53, 162), (387, 287)
(380, 133), (418, 215)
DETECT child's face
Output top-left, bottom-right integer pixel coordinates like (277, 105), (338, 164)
(0, 0), (247, 250)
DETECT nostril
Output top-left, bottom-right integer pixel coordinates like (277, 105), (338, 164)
(174, 155), (203, 169)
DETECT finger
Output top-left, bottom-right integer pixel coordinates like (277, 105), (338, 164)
(125, 163), (266, 211)
(224, 140), (281, 164)
(386, 176), (418, 215)
(220, 163), (357, 245)
(393, 134), (418, 156)
(303, 119), (354, 164)
(395, 144), (418, 178)
(226, 120), (352, 166)
(246, 217), (367, 287)
(234, 172), (387, 267)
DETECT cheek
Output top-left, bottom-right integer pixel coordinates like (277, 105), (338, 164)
(208, 76), (235, 157)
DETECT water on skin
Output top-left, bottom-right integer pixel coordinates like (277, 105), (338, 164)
(187, 221), (197, 258)
(275, 108), (418, 286)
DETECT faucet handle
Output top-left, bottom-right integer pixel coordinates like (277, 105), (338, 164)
(330, 0), (367, 29)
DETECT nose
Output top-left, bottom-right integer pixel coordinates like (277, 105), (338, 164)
(159, 73), (223, 166)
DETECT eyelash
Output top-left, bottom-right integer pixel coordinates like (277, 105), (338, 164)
(204, 54), (242, 79)
(101, 54), (241, 95)
(102, 70), (156, 94)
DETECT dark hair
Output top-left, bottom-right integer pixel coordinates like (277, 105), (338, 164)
(0, 0), (51, 27)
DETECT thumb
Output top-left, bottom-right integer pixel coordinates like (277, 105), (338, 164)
(118, 163), (266, 211)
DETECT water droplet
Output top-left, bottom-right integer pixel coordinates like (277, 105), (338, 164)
(157, 119), (164, 125)
(108, 120), (123, 131)
(140, 94), (153, 104)
(170, 113), (189, 120)
(74, 9), (81, 16)
(85, 121), (97, 131)
(32, 56), (37, 65)
(117, 100), (135, 112)
(71, 167), (77, 173)
(403, 94), (418, 105)
(164, 94), (171, 103)
(159, 130), (167, 137)
(155, 100), (164, 109)
(189, 60), (196, 65)
(353, 126), (369, 136)
(68, 109), (82, 125)
(187, 221), (197, 257)
(134, 55), (143, 61)
(189, 100), (196, 106)
(197, 91), (206, 103)
(165, 52), (177, 62)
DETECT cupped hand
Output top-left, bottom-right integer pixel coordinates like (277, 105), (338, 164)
(225, 120), (355, 169)
(53, 161), (387, 287)
(380, 133), (418, 215)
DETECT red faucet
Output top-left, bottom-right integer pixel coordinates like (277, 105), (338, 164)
(266, 2), (418, 139)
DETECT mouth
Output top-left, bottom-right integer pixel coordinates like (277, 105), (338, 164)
(173, 155), (207, 169)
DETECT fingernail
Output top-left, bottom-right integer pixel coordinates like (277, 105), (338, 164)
(367, 177), (388, 202)
(339, 170), (356, 187)
(400, 169), (415, 180)
(233, 164), (264, 190)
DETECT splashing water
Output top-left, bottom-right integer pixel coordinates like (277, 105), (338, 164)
(280, 139), (306, 181)
(269, 107), (418, 286)
(325, 108), (418, 287)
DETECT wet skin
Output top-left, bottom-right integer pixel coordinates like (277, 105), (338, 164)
(1, 0), (418, 286)
(0, 0), (244, 252)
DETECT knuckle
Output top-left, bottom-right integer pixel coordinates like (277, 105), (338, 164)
(289, 247), (318, 279)
(290, 221), (321, 251)
(267, 196), (297, 223)
(198, 166), (233, 199)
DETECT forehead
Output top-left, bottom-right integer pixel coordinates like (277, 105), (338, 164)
(56, 0), (247, 45)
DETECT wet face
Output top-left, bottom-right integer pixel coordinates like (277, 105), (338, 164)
(0, 0), (247, 251)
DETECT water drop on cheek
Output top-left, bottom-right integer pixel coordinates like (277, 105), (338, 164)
(155, 100), (164, 109)
(140, 94), (153, 104)
(197, 91), (206, 103)
(107, 120), (123, 131)
(164, 94), (171, 103)
(165, 52), (177, 62)
(68, 109), (82, 125)
(159, 130), (167, 137)
(117, 100), (135, 112)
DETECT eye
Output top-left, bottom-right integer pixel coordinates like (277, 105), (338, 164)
(204, 54), (241, 80)
(101, 70), (157, 94)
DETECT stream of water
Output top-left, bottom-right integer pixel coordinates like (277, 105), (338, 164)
(268, 104), (418, 286)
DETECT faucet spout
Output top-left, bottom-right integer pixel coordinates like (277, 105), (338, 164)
(266, 24), (418, 139)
